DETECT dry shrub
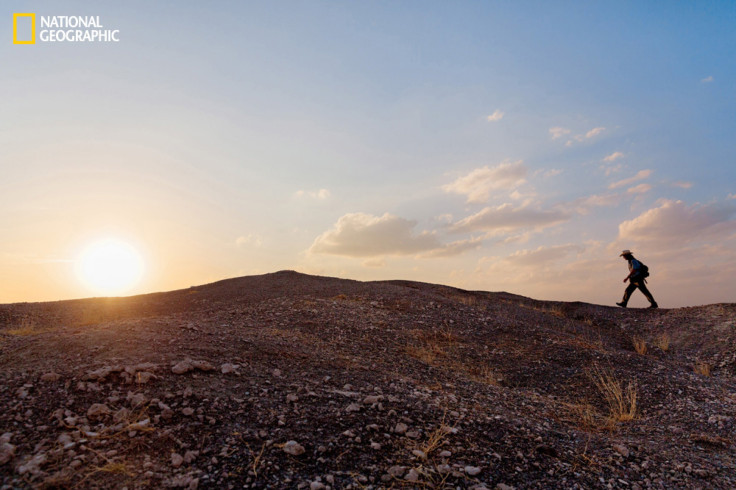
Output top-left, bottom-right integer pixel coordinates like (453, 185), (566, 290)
(567, 332), (606, 352)
(404, 328), (459, 365)
(455, 295), (477, 306)
(694, 361), (711, 377)
(458, 363), (500, 386)
(654, 333), (670, 352)
(7, 317), (43, 336)
(565, 401), (607, 431)
(590, 365), (638, 424)
(404, 343), (446, 365)
(632, 337), (647, 355)
(417, 418), (453, 456)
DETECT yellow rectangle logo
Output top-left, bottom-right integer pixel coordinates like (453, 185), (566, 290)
(13, 13), (36, 44)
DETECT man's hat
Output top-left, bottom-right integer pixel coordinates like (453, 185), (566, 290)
(620, 249), (633, 256)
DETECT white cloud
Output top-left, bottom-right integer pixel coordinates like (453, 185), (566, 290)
(308, 213), (481, 259)
(627, 183), (652, 194)
(603, 151), (624, 162)
(618, 199), (736, 244)
(309, 213), (439, 257)
(487, 110), (505, 122)
(673, 181), (693, 189)
(362, 258), (386, 268)
(420, 237), (483, 258)
(565, 193), (621, 214)
(504, 244), (584, 267)
(701, 76), (714, 83)
(236, 234), (263, 248)
(549, 127), (571, 140)
(295, 189), (331, 200)
(443, 160), (527, 203)
(609, 169), (652, 189)
(602, 164), (623, 176)
(450, 203), (570, 234)
(562, 126), (607, 146)
(585, 127), (606, 138)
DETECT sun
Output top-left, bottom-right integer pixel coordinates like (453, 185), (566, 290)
(76, 239), (145, 295)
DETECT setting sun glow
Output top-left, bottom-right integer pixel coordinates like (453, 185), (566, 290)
(76, 239), (144, 296)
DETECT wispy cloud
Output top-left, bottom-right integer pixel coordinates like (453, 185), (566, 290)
(564, 192), (621, 215)
(309, 212), (480, 258)
(608, 169), (652, 189)
(295, 189), (331, 200)
(701, 76), (714, 83)
(236, 234), (263, 248)
(419, 237), (483, 258)
(603, 151), (624, 162)
(450, 203), (570, 234)
(586, 127), (606, 138)
(627, 183), (652, 194)
(549, 127), (571, 140)
(443, 160), (527, 203)
(672, 181), (693, 189)
(309, 213), (440, 257)
(618, 199), (736, 244)
(486, 109), (505, 122)
(563, 126), (607, 146)
(503, 244), (584, 266)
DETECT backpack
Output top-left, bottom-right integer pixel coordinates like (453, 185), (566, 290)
(638, 262), (650, 278)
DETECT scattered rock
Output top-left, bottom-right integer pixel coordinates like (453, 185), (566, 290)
(404, 468), (420, 482)
(0, 436), (15, 465)
(171, 452), (184, 468)
(172, 360), (194, 375)
(86, 403), (111, 419)
(136, 371), (155, 384)
(613, 444), (630, 458)
(283, 440), (305, 456)
(220, 363), (238, 374)
(40, 372), (60, 382)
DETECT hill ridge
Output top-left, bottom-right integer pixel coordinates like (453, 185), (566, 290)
(1, 271), (734, 488)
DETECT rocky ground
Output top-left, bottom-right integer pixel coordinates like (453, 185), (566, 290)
(0, 270), (734, 489)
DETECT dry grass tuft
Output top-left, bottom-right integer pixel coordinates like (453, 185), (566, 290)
(590, 365), (638, 425)
(632, 337), (647, 355)
(565, 401), (607, 431)
(404, 327), (459, 365)
(654, 333), (670, 352)
(6, 317), (45, 336)
(459, 363), (501, 386)
(417, 422), (452, 456)
(454, 294), (477, 306)
(694, 361), (711, 377)
(96, 462), (134, 476)
(404, 343), (446, 364)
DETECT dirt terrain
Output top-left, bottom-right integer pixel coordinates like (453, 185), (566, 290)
(1, 271), (734, 489)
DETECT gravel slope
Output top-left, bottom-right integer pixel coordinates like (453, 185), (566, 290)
(1, 271), (734, 489)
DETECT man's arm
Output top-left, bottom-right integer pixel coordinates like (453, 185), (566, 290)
(624, 259), (640, 282)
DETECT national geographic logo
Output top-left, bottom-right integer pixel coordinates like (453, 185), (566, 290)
(13, 13), (121, 44)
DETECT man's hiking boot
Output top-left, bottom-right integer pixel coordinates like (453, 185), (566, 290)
(649, 303), (659, 309)
(616, 302), (627, 308)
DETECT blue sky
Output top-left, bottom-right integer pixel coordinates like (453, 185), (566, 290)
(2, 1), (735, 306)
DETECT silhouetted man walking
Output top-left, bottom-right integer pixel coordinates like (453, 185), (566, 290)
(617, 250), (658, 309)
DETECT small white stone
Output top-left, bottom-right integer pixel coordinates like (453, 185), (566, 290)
(465, 466), (482, 476)
(171, 452), (184, 468)
(283, 440), (305, 456)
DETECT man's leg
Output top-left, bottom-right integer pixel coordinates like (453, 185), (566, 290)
(636, 281), (658, 307)
(619, 282), (637, 307)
